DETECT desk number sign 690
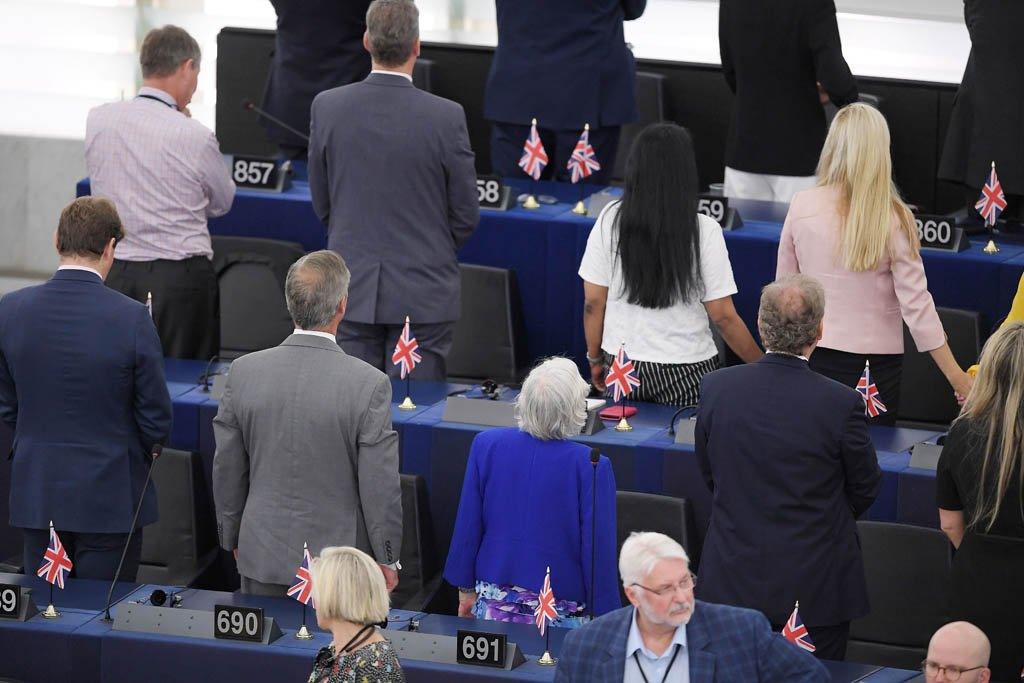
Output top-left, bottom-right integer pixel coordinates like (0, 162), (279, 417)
(213, 604), (264, 642)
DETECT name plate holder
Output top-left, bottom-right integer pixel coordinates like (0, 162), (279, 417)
(113, 603), (283, 645)
(386, 630), (526, 671)
(0, 584), (38, 622)
(698, 195), (743, 231)
(909, 441), (944, 471)
(914, 214), (969, 253)
(673, 418), (697, 445)
(443, 396), (605, 435)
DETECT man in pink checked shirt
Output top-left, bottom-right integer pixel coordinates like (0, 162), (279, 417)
(85, 25), (235, 361)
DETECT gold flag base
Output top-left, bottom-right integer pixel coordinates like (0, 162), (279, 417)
(398, 396), (417, 411)
(614, 416), (633, 432)
(41, 603), (61, 619)
(295, 624), (314, 640)
(523, 195), (540, 210)
(537, 650), (557, 666)
(571, 200), (587, 215)
(983, 239), (1000, 254)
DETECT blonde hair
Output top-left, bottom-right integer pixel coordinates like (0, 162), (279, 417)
(956, 322), (1024, 532)
(310, 546), (390, 624)
(816, 103), (918, 272)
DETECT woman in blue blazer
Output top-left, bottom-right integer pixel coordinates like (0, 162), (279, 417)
(443, 357), (620, 626)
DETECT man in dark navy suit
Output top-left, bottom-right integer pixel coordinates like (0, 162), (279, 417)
(261, 0), (373, 157)
(0, 197), (172, 580)
(694, 274), (880, 661)
(486, 0), (646, 184)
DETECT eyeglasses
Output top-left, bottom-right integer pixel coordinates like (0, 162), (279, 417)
(631, 572), (697, 597)
(921, 660), (986, 681)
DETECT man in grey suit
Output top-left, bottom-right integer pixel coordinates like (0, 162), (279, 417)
(308, 0), (479, 381)
(212, 250), (402, 595)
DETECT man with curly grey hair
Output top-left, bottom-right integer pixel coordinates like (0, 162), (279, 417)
(693, 274), (881, 661)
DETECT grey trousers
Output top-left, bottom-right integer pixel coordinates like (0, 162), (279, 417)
(240, 575), (289, 597)
(336, 320), (454, 382)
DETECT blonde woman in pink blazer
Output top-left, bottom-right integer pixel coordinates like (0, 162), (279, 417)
(777, 103), (973, 425)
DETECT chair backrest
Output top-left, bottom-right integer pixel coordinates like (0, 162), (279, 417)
(212, 236), (305, 360)
(413, 58), (435, 93)
(615, 491), (698, 605)
(612, 72), (667, 182)
(846, 521), (951, 670)
(448, 264), (524, 384)
(898, 307), (981, 425)
(391, 474), (440, 609)
(138, 448), (217, 585)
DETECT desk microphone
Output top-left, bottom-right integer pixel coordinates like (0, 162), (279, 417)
(668, 405), (698, 437)
(102, 443), (162, 622)
(589, 447), (599, 619)
(199, 355), (223, 392)
(241, 99), (310, 143)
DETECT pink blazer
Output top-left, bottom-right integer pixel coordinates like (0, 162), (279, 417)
(776, 186), (946, 354)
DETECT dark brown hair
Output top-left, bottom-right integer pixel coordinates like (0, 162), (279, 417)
(56, 197), (124, 257)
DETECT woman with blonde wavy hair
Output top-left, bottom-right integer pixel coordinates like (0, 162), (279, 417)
(936, 322), (1024, 681)
(777, 102), (972, 424)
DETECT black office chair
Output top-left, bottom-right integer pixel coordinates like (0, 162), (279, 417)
(212, 236), (305, 361)
(413, 58), (435, 93)
(447, 264), (526, 385)
(846, 521), (951, 669)
(137, 448), (219, 587)
(897, 307), (981, 429)
(612, 72), (668, 182)
(616, 491), (697, 605)
(392, 474), (443, 611)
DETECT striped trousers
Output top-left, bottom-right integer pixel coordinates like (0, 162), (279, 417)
(603, 354), (721, 407)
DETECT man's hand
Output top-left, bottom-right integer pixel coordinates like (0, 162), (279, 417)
(380, 564), (399, 592)
(817, 82), (831, 105)
(232, 548), (239, 561)
(182, 106), (192, 118)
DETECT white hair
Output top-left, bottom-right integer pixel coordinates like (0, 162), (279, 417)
(311, 546), (390, 624)
(619, 532), (690, 586)
(515, 357), (590, 440)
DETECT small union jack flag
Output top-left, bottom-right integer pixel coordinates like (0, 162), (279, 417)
(391, 316), (422, 380)
(287, 542), (315, 607)
(518, 118), (548, 181)
(567, 125), (601, 184)
(534, 567), (558, 636)
(976, 162), (1007, 227)
(856, 360), (887, 418)
(606, 344), (641, 403)
(782, 602), (816, 653)
(37, 521), (73, 589)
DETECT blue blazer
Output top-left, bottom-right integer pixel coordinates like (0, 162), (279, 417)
(484, 0), (647, 130)
(555, 602), (829, 682)
(443, 428), (620, 616)
(0, 270), (172, 533)
(694, 354), (881, 627)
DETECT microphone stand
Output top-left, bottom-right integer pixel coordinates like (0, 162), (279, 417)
(103, 444), (162, 622)
(241, 99), (310, 143)
(589, 448), (599, 620)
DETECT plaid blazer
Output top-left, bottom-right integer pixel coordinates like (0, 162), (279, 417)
(554, 602), (828, 682)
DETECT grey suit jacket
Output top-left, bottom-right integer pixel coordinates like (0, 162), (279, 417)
(212, 333), (402, 585)
(308, 72), (480, 325)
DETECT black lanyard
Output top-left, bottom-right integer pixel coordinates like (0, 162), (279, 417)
(633, 643), (682, 683)
(136, 94), (177, 110)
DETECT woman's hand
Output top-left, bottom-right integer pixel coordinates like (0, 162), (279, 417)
(952, 371), (974, 403)
(457, 591), (476, 618)
(590, 362), (607, 392)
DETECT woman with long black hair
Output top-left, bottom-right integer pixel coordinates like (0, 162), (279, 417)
(578, 123), (761, 406)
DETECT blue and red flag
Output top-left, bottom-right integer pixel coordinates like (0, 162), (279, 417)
(391, 316), (422, 380)
(782, 602), (816, 653)
(567, 125), (601, 184)
(534, 567), (558, 636)
(976, 162), (1007, 227)
(518, 119), (548, 181)
(37, 521), (73, 589)
(287, 542), (315, 607)
(856, 360), (887, 418)
(606, 344), (641, 403)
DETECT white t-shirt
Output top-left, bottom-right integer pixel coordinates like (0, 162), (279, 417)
(578, 202), (738, 364)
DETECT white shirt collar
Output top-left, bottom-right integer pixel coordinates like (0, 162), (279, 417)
(57, 265), (103, 279)
(626, 607), (688, 662)
(292, 328), (338, 342)
(370, 69), (413, 83)
(766, 350), (809, 362)
(137, 86), (178, 108)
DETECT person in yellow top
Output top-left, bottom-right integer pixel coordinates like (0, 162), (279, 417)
(968, 273), (1024, 376)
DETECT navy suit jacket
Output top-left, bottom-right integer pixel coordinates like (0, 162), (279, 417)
(308, 73), (479, 324)
(554, 602), (828, 682)
(261, 0), (373, 148)
(484, 0), (646, 130)
(694, 354), (881, 627)
(0, 269), (172, 533)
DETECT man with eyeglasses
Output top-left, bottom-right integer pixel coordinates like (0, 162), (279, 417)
(555, 532), (827, 682)
(923, 622), (992, 683)
(0, 197), (172, 581)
